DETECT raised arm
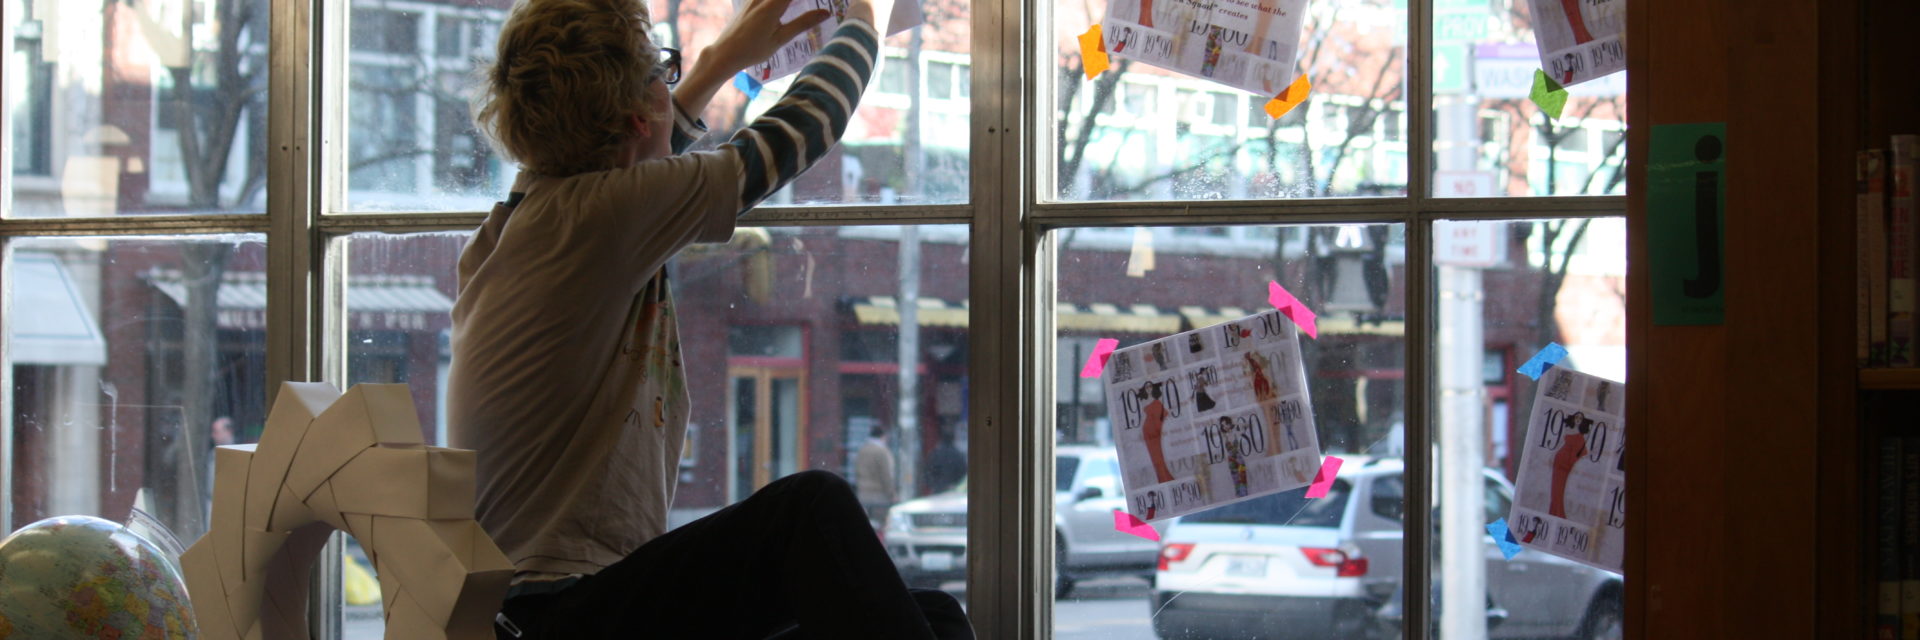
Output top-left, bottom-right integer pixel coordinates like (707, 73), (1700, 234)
(723, 19), (880, 211)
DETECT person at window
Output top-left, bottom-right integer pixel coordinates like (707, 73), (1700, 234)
(450, 0), (971, 637)
(856, 423), (898, 523)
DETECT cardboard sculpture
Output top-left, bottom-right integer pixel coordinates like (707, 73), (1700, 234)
(181, 382), (513, 640)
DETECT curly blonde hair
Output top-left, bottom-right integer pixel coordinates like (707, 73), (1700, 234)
(472, 0), (664, 176)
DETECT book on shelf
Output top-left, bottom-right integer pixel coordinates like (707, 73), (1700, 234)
(1891, 136), (1919, 367)
(1880, 437), (1903, 639)
(1904, 437), (1920, 640)
(1864, 149), (1890, 367)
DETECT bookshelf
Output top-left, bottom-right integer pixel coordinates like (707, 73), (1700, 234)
(1860, 368), (1920, 390)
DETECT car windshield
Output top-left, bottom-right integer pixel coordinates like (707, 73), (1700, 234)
(1055, 456), (1080, 493)
(1179, 481), (1350, 527)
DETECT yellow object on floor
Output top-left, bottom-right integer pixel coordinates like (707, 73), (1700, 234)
(343, 555), (382, 605)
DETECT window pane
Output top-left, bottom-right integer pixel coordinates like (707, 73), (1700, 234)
(1053, 225), (1406, 639)
(335, 226), (970, 638)
(688, 15), (975, 206)
(5, 0), (270, 217)
(342, 3), (503, 212)
(334, 232), (462, 636)
(5, 235), (268, 550)
(1430, 8), (1626, 197)
(1430, 218), (1625, 639)
(338, 1), (972, 212)
(1049, 2), (1408, 201)
(673, 226), (972, 600)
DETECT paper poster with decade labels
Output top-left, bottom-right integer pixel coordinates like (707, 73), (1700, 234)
(1507, 366), (1626, 572)
(1099, 0), (1309, 98)
(1102, 309), (1321, 523)
(1527, 0), (1625, 87)
(740, 0), (925, 83)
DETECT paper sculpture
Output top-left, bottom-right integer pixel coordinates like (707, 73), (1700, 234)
(181, 382), (514, 640)
(1507, 366), (1626, 572)
(1526, 0), (1624, 87)
(1097, 0), (1309, 99)
(1101, 309), (1322, 522)
(741, 0), (925, 83)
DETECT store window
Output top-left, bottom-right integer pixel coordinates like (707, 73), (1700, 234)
(1, 0), (1627, 637)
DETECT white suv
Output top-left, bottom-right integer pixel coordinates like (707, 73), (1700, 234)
(885, 446), (1159, 596)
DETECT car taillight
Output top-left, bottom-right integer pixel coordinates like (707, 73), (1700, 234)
(1300, 547), (1368, 577)
(1158, 543), (1196, 571)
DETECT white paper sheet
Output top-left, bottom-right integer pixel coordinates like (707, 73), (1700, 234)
(1506, 365), (1626, 572)
(1527, 0), (1624, 87)
(741, 0), (925, 83)
(1097, 0), (1308, 98)
(1102, 309), (1322, 522)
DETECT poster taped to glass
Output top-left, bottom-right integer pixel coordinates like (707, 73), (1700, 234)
(1507, 365), (1626, 573)
(1099, 0), (1309, 98)
(1102, 309), (1322, 523)
(740, 0), (925, 83)
(1527, 0), (1624, 87)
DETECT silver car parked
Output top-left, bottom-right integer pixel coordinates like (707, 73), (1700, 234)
(885, 446), (1160, 596)
(1150, 457), (1621, 640)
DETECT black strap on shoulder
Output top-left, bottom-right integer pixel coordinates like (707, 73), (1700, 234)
(504, 192), (525, 208)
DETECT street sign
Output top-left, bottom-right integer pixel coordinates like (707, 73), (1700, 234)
(1435, 45), (1469, 94)
(1434, 171), (1499, 198)
(1434, 219), (1508, 268)
(1435, 11), (1490, 43)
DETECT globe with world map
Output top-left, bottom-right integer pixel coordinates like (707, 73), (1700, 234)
(0, 515), (197, 639)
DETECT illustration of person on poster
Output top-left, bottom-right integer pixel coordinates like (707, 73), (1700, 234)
(1245, 351), (1275, 401)
(1142, 383), (1175, 482)
(1191, 366), (1217, 413)
(1547, 411), (1592, 518)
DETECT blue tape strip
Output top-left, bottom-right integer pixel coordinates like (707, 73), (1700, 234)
(1516, 342), (1569, 381)
(734, 72), (763, 100)
(1486, 518), (1523, 560)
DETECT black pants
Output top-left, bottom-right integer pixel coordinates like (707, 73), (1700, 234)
(494, 470), (974, 639)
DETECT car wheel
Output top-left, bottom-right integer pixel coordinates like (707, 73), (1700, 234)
(1053, 537), (1075, 599)
(1578, 594), (1623, 640)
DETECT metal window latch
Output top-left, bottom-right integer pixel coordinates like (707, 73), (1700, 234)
(495, 612), (524, 638)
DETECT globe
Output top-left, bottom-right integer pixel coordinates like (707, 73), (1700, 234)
(0, 515), (197, 639)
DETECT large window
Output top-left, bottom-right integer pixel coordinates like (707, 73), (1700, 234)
(2, 0), (1624, 638)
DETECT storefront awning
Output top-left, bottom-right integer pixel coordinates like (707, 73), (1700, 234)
(10, 253), (108, 365)
(145, 270), (454, 331)
(850, 296), (969, 328)
(853, 296), (1403, 337)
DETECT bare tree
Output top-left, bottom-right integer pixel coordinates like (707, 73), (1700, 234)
(147, 0), (268, 541)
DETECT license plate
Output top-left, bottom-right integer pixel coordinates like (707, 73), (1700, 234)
(1226, 555), (1268, 577)
(921, 551), (955, 572)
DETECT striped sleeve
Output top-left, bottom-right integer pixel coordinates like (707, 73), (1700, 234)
(669, 99), (708, 155)
(724, 19), (880, 211)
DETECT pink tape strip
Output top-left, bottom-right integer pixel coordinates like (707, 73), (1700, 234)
(1305, 455), (1344, 498)
(1266, 281), (1320, 339)
(1112, 510), (1161, 542)
(1079, 338), (1119, 378)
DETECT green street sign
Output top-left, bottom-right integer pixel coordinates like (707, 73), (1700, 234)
(1434, 44), (1468, 94)
(1435, 11), (1490, 42)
